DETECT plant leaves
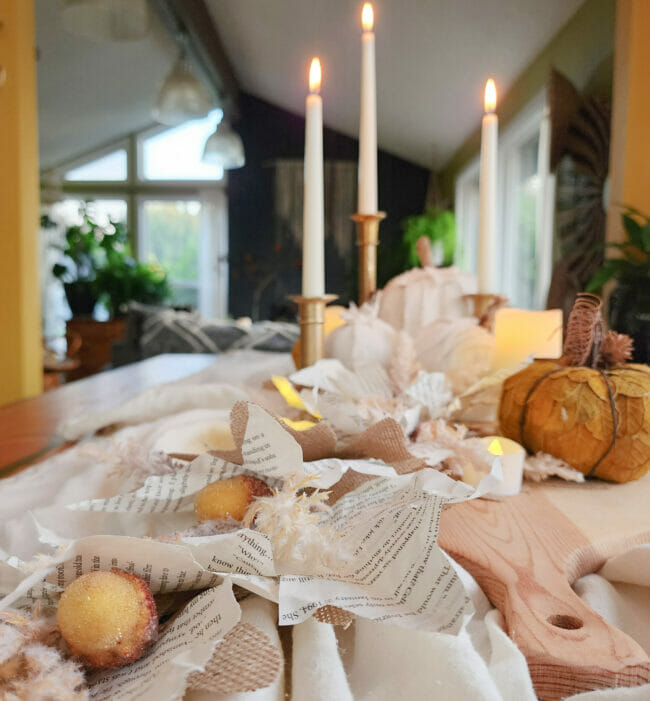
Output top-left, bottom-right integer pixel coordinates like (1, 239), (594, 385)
(623, 214), (644, 249)
(586, 263), (616, 291)
(641, 223), (650, 253)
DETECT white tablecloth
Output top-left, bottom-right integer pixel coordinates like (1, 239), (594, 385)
(2, 350), (648, 700)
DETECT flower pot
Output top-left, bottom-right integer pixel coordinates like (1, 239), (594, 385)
(66, 318), (126, 380)
(64, 281), (97, 317)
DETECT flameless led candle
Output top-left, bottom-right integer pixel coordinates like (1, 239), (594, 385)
(484, 436), (525, 497)
(478, 78), (498, 293)
(492, 308), (563, 370)
(461, 436), (525, 497)
(302, 57), (325, 297)
(358, 2), (377, 214)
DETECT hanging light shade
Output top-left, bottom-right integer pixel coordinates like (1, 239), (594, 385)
(61, 0), (150, 42)
(153, 52), (214, 126)
(202, 121), (246, 169)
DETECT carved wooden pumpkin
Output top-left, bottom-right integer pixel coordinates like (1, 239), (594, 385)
(499, 294), (650, 483)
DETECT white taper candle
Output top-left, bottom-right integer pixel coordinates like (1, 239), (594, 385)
(478, 78), (498, 293)
(302, 57), (325, 297)
(358, 3), (378, 214)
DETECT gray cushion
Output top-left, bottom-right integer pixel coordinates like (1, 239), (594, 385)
(233, 321), (299, 352)
(140, 309), (246, 358)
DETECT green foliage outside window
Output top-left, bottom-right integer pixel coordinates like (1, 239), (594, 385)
(141, 200), (202, 308)
(142, 201), (201, 283)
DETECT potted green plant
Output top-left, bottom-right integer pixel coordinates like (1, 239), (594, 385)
(587, 208), (650, 362)
(51, 206), (171, 379)
(52, 207), (170, 318)
(51, 213), (103, 316)
(401, 208), (456, 269)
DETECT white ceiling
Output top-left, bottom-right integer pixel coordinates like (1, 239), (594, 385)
(36, 0), (585, 172)
(36, 0), (178, 170)
(206, 0), (584, 168)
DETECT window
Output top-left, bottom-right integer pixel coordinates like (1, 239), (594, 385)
(64, 149), (128, 182)
(139, 199), (202, 308)
(44, 112), (229, 323)
(137, 190), (228, 318)
(455, 93), (554, 309)
(455, 167), (480, 274)
(500, 132), (540, 309)
(139, 109), (224, 181)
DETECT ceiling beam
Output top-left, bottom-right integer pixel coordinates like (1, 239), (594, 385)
(149, 0), (240, 118)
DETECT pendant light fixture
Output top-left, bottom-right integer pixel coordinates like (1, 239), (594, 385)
(61, 0), (150, 42)
(153, 39), (214, 126)
(202, 120), (245, 169)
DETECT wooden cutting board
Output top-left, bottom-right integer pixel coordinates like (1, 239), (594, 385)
(438, 473), (650, 700)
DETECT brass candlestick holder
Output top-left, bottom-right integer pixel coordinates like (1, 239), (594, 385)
(352, 212), (386, 305)
(289, 294), (338, 369)
(464, 293), (508, 332)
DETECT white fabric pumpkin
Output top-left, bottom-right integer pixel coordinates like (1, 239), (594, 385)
(325, 300), (396, 371)
(378, 266), (476, 336)
(415, 317), (495, 395)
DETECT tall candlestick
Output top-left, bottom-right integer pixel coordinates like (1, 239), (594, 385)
(478, 78), (498, 293)
(302, 57), (325, 297)
(358, 2), (377, 214)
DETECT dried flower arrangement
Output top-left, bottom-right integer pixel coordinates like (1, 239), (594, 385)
(243, 473), (342, 572)
(0, 608), (87, 700)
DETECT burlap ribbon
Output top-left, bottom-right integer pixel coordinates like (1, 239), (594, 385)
(181, 401), (427, 494)
(187, 621), (283, 695)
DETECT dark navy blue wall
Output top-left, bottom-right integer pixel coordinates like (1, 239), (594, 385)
(227, 93), (429, 319)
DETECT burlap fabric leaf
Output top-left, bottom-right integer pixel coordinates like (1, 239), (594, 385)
(174, 401), (338, 465)
(193, 402), (427, 503)
(187, 621), (282, 695)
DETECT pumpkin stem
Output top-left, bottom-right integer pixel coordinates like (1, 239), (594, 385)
(416, 236), (435, 268)
(562, 292), (604, 367)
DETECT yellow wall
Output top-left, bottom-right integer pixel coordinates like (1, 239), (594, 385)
(0, 0), (42, 405)
(440, 0), (616, 200)
(606, 0), (650, 243)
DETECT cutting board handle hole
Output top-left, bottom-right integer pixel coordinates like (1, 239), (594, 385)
(547, 614), (583, 630)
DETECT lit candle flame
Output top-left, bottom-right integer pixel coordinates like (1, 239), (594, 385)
(309, 57), (322, 94)
(362, 2), (374, 32)
(484, 78), (497, 113)
(488, 438), (504, 456)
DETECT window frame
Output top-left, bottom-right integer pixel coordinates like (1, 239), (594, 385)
(42, 126), (228, 317)
(60, 138), (130, 184)
(136, 193), (202, 304)
(454, 160), (480, 274)
(497, 91), (546, 308)
(135, 110), (225, 184)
